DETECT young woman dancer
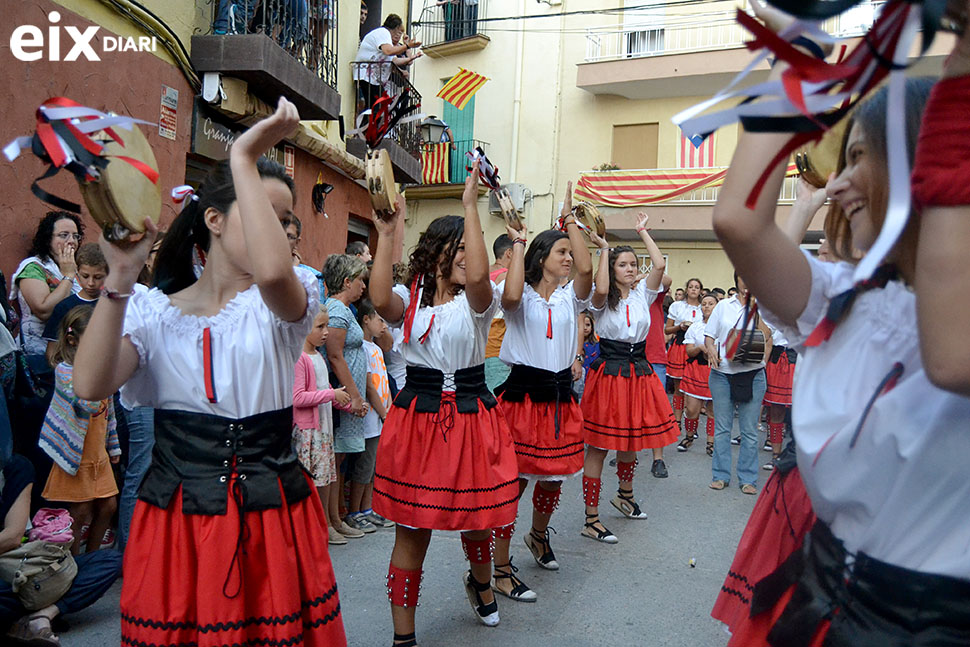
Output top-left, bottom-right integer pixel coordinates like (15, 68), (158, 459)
(369, 162), (520, 646)
(676, 292), (718, 455)
(580, 213), (678, 544)
(711, 11), (970, 640)
(761, 324), (794, 468)
(665, 278), (704, 428)
(72, 99), (346, 647)
(490, 188), (596, 602)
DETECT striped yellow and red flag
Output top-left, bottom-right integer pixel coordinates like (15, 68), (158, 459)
(421, 142), (451, 184)
(436, 68), (488, 110)
(573, 165), (798, 208)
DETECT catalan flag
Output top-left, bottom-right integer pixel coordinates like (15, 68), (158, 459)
(573, 164), (798, 208)
(437, 68), (488, 110)
(421, 142), (451, 184)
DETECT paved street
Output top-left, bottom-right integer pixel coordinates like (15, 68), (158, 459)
(67, 424), (762, 647)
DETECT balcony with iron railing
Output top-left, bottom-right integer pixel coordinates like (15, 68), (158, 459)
(405, 138), (490, 198)
(414, 0), (490, 58)
(347, 61), (424, 184)
(192, 0), (340, 119)
(577, 2), (892, 99)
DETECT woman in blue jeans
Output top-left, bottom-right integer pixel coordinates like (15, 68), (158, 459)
(702, 274), (769, 494)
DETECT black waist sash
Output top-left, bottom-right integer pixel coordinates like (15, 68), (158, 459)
(495, 364), (575, 439)
(393, 364), (497, 414)
(753, 520), (970, 647)
(769, 345), (798, 365)
(687, 352), (709, 366)
(590, 338), (652, 378)
(141, 407), (310, 515)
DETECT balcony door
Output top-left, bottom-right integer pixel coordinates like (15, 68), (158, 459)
(443, 96), (476, 184)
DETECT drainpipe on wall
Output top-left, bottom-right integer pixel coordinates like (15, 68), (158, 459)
(509, 0), (526, 183)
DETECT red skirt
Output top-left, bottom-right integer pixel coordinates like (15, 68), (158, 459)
(373, 393), (520, 531)
(711, 467), (818, 647)
(666, 342), (687, 379)
(680, 360), (712, 400)
(764, 353), (795, 406)
(498, 395), (584, 479)
(121, 477), (346, 647)
(581, 365), (679, 451)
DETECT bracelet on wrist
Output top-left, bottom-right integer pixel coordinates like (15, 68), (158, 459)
(102, 287), (136, 300)
(575, 354), (583, 362)
(513, 238), (527, 246)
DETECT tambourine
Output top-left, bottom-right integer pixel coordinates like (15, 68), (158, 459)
(493, 188), (523, 232)
(365, 148), (399, 218)
(80, 123), (161, 241)
(793, 118), (848, 189)
(571, 202), (606, 238)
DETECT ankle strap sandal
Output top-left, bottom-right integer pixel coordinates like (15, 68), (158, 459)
(610, 488), (648, 520)
(581, 513), (618, 544)
(492, 558), (537, 603)
(525, 526), (559, 571)
(393, 632), (417, 647)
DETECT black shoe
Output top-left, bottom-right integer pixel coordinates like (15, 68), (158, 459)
(676, 436), (693, 452)
(651, 459), (668, 478)
(524, 527), (559, 570)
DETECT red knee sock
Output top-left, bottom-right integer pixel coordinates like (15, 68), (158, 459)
(532, 485), (561, 515)
(492, 521), (515, 541)
(683, 417), (699, 438)
(672, 394), (685, 410)
(616, 459), (636, 483)
(768, 422), (785, 445)
(706, 417), (715, 437)
(387, 564), (422, 608)
(461, 533), (494, 564)
(582, 476), (601, 507)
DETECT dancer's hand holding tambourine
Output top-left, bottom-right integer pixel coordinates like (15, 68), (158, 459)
(230, 97), (300, 165)
(98, 216), (159, 292)
(374, 194), (406, 238)
(463, 160), (481, 210)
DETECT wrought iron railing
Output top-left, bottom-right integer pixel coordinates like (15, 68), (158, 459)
(210, 0), (339, 89)
(415, 0), (488, 48)
(351, 61), (423, 159)
(584, 1), (886, 63)
(420, 138), (489, 184)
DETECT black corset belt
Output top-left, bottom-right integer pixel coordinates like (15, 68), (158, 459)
(393, 363), (497, 414)
(590, 338), (653, 378)
(496, 364), (575, 439)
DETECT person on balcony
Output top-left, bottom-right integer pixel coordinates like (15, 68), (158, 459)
(436, 0), (479, 41)
(354, 14), (422, 114)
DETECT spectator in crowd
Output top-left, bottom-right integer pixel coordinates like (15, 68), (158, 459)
(0, 454), (122, 646)
(353, 14), (422, 112)
(38, 306), (121, 555)
(673, 288), (685, 302)
(437, 0), (480, 41)
(346, 240), (373, 265)
(10, 212), (83, 375)
(42, 244), (107, 361)
(287, 215), (326, 300)
(727, 287), (738, 298)
(484, 234), (514, 392)
(711, 287), (726, 300)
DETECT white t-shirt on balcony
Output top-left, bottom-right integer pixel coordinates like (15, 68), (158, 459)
(355, 27), (394, 85)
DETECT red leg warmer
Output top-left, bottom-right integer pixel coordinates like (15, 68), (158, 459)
(683, 417), (699, 439)
(387, 564), (422, 608)
(492, 522), (515, 541)
(672, 394), (685, 410)
(461, 533), (494, 565)
(616, 460), (637, 483)
(768, 422), (785, 445)
(706, 416), (715, 437)
(532, 485), (561, 515)
(582, 476), (601, 508)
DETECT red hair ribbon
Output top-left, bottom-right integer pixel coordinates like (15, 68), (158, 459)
(418, 314), (435, 345)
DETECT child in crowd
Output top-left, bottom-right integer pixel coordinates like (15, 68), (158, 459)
(293, 308), (352, 545)
(344, 299), (394, 532)
(42, 243), (108, 360)
(38, 305), (120, 555)
(575, 311), (599, 401)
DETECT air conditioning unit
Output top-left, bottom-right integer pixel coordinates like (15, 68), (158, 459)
(488, 183), (529, 215)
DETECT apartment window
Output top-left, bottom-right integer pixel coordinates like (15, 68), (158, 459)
(612, 123), (659, 170)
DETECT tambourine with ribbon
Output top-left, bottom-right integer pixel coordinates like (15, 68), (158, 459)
(493, 187), (523, 231)
(559, 201), (606, 238)
(3, 98), (161, 241)
(794, 118), (849, 188)
(465, 146), (501, 190)
(365, 148), (399, 218)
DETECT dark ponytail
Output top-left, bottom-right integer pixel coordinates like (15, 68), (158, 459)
(153, 158), (294, 294)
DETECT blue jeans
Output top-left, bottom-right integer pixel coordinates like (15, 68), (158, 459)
(651, 363), (667, 388)
(213, 0), (256, 34)
(117, 406), (154, 552)
(709, 369), (765, 487)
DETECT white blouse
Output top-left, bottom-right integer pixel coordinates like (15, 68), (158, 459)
(683, 320), (707, 348)
(667, 300), (704, 326)
(120, 267), (318, 418)
(588, 280), (658, 343)
(498, 281), (590, 373)
(762, 251), (970, 579)
(390, 283), (499, 375)
(704, 295), (766, 374)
